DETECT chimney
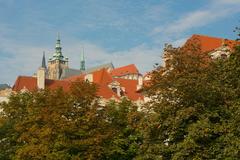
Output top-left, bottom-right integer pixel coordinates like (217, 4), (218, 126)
(84, 74), (93, 82)
(37, 67), (45, 89)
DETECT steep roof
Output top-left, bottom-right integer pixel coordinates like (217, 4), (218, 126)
(60, 68), (82, 80)
(12, 76), (71, 92)
(93, 69), (113, 84)
(62, 73), (85, 82)
(85, 69), (119, 99)
(13, 76), (37, 91)
(63, 69), (118, 99)
(115, 78), (143, 101)
(60, 63), (114, 80)
(185, 34), (240, 53)
(12, 67), (143, 101)
(110, 64), (139, 77)
(84, 63), (114, 74)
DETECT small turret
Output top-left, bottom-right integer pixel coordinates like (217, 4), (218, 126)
(42, 51), (47, 69)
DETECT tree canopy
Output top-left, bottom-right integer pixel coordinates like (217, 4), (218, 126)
(139, 42), (240, 159)
(0, 81), (143, 160)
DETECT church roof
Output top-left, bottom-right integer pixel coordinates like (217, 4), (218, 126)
(60, 68), (82, 80)
(83, 63), (114, 74)
(60, 63), (114, 80)
(110, 64), (139, 77)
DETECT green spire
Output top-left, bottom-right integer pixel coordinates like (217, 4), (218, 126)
(48, 33), (68, 63)
(55, 33), (62, 57)
(80, 47), (85, 71)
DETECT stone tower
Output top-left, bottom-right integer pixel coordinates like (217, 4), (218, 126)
(47, 34), (69, 80)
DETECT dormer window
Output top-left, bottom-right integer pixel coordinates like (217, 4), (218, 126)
(112, 87), (118, 94)
(108, 81), (123, 97)
(120, 90), (124, 96)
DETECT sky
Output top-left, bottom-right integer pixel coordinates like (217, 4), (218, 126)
(0, 0), (240, 85)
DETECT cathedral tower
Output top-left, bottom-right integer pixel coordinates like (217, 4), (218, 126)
(47, 34), (69, 80)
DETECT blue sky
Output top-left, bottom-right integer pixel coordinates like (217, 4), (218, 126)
(0, 0), (240, 84)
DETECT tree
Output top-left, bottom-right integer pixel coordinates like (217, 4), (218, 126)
(0, 81), (111, 159)
(0, 81), (145, 160)
(102, 98), (144, 160)
(139, 41), (240, 159)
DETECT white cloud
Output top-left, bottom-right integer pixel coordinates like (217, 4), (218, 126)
(63, 40), (163, 74)
(216, 0), (240, 5)
(144, 4), (169, 21)
(152, 0), (240, 35)
(171, 38), (188, 47)
(0, 39), (49, 85)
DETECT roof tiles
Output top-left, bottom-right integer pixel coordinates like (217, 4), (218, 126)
(110, 64), (139, 77)
(13, 67), (143, 101)
(185, 34), (240, 53)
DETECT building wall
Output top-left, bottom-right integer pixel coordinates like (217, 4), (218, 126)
(0, 97), (8, 103)
(48, 60), (68, 80)
(0, 88), (11, 104)
(114, 74), (140, 80)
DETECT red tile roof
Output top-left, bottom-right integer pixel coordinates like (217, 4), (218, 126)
(63, 74), (85, 82)
(13, 76), (37, 92)
(92, 69), (119, 99)
(185, 34), (240, 53)
(13, 68), (143, 102)
(93, 69), (113, 85)
(12, 76), (71, 92)
(97, 84), (119, 99)
(115, 78), (143, 101)
(110, 64), (139, 77)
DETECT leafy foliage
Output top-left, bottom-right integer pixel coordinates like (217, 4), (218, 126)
(102, 99), (143, 160)
(139, 42), (240, 159)
(0, 81), (143, 160)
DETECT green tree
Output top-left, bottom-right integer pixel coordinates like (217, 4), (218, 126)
(102, 98), (144, 160)
(0, 80), (145, 160)
(0, 91), (33, 160)
(139, 42), (240, 159)
(0, 81), (110, 159)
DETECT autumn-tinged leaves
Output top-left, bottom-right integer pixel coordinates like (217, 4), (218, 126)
(0, 81), (143, 160)
(139, 44), (240, 159)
